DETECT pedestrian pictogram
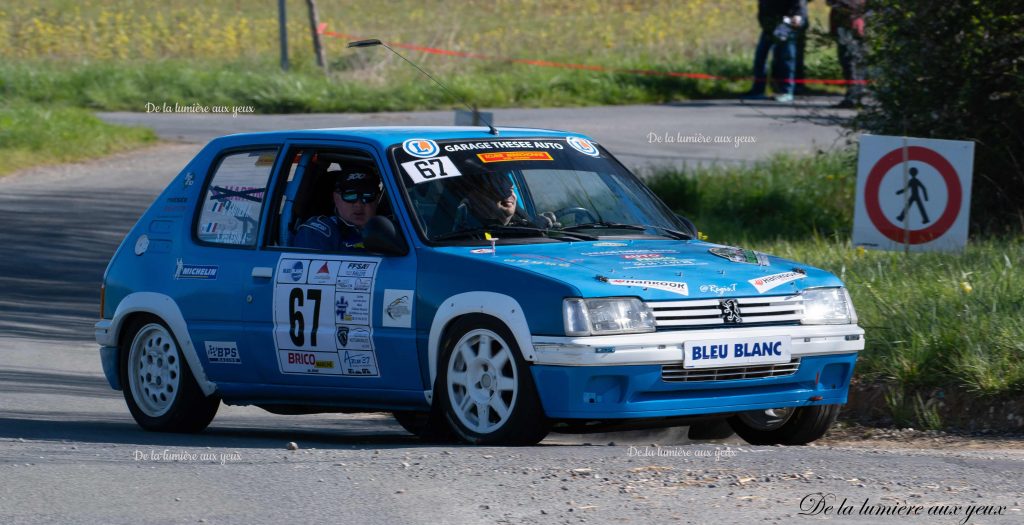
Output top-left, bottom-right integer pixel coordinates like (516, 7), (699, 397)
(853, 135), (974, 252)
(895, 167), (929, 224)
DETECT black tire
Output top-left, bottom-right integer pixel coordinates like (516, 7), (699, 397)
(392, 407), (458, 442)
(120, 315), (220, 433)
(728, 404), (840, 445)
(436, 315), (548, 445)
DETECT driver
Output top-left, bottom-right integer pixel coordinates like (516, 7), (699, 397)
(452, 173), (558, 231)
(293, 167), (381, 250)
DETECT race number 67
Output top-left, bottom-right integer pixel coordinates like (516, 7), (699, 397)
(288, 288), (321, 347)
(401, 156), (462, 185)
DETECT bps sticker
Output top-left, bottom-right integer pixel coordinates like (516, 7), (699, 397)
(566, 136), (600, 157)
(748, 271), (806, 293)
(402, 138), (440, 158)
(205, 341), (240, 364)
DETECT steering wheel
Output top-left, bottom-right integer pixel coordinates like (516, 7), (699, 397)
(553, 207), (597, 226)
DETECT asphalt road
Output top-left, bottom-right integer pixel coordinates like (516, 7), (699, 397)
(1, 112), (1021, 524)
(99, 98), (857, 170)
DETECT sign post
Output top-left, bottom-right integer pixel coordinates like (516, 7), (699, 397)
(852, 135), (974, 252)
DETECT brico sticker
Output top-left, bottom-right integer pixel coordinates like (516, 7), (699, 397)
(748, 271), (806, 294)
(606, 279), (689, 296)
(278, 350), (342, 375)
(477, 151), (553, 163)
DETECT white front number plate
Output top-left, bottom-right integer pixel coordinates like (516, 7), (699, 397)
(683, 336), (792, 369)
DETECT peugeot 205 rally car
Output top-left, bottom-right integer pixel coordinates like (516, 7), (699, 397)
(95, 126), (863, 445)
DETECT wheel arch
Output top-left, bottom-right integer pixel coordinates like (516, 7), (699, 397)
(426, 292), (534, 404)
(107, 292), (217, 396)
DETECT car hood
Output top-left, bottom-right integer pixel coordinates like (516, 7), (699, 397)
(435, 239), (843, 300)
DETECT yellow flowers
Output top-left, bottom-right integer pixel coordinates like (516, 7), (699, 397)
(960, 281), (973, 294)
(697, 231), (709, 241)
(856, 246), (867, 258)
(0, 1), (765, 64)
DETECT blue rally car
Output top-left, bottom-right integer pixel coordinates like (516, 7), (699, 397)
(95, 126), (863, 445)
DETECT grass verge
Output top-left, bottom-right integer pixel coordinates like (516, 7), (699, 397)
(0, 101), (156, 177)
(648, 151), (1024, 402)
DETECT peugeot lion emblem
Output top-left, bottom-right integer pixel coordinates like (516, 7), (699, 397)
(719, 299), (742, 324)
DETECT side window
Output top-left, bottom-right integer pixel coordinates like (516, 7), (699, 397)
(196, 149), (277, 246)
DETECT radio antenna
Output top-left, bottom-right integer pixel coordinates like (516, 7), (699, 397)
(348, 39), (499, 136)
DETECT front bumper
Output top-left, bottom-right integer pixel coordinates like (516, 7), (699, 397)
(532, 353), (857, 419)
(529, 324), (862, 419)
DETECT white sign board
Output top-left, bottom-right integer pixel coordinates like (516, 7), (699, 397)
(853, 134), (974, 252)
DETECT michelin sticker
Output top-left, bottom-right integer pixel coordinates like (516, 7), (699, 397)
(607, 279), (689, 296)
(748, 271), (806, 293)
(382, 289), (413, 328)
(273, 256), (382, 377)
(401, 156), (462, 185)
(205, 341), (240, 364)
(402, 138), (439, 158)
(174, 258), (218, 280)
(566, 136), (600, 157)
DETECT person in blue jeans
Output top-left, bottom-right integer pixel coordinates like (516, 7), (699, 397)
(742, 0), (807, 103)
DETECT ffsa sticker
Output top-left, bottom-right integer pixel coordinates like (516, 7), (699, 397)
(401, 156), (462, 185)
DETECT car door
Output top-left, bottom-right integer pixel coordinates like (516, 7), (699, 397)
(180, 146), (280, 386)
(240, 141), (424, 405)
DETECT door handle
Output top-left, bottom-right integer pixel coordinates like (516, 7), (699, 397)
(252, 267), (274, 279)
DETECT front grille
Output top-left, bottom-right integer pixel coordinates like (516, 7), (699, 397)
(647, 295), (803, 328)
(661, 357), (802, 382)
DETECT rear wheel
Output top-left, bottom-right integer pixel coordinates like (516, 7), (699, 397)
(120, 316), (219, 433)
(437, 316), (548, 445)
(728, 404), (840, 445)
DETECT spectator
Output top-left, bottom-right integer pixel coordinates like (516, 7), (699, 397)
(742, 0), (808, 103)
(827, 0), (867, 108)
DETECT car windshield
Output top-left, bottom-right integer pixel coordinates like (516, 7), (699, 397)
(391, 137), (687, 243)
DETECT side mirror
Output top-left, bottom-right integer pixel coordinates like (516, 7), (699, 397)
(362, 216), (408, 256)
(675, 214), (699, 239)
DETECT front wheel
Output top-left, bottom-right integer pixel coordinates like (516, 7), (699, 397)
(120, 316), (220, 433)
(437, 315), (548, 445)
(727, 404), (840, 445)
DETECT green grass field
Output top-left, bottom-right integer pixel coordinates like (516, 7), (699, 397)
(1, 0), (842, 112)
(0, 101), (156, 177)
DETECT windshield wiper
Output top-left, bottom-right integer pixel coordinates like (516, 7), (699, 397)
(432, 225), (597, 242)
(562, 222), (693, 240)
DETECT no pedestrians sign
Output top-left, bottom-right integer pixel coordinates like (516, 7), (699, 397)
(853, 135), (974, 252)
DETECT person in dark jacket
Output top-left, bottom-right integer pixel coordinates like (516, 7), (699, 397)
(827, 0), (867, 107)
(742, 0), (808, 103)
(292, 168), (382, 251)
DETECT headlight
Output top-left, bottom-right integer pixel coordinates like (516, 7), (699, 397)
(801, 287), (858, 325)
(563, 297), (656, 336)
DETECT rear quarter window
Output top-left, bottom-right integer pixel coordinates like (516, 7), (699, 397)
(196, 149), (277, 246)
